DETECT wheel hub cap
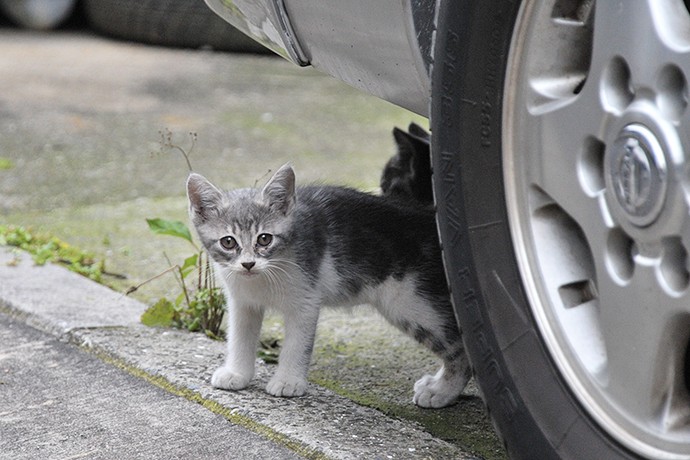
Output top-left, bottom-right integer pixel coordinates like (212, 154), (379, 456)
(607, 123), (667, 228)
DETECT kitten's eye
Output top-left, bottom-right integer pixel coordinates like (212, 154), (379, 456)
(219, 236), (238, 250)
(257, 233), (273, 247)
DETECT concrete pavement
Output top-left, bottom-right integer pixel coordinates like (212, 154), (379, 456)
(0, 312), (301, 460)
(0, 247), (477, 459)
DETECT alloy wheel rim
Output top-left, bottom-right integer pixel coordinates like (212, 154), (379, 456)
(503, 1), (690, 458)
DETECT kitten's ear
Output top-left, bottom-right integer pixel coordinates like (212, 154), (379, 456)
(407, 122), (430, 142)
(187, 173), (223, 222)
(393, 127), (415, 166)
(261, 164), (296, 215)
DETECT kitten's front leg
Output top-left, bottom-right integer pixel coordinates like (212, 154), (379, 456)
(211, 304), (264, 391)
(266, 304), (319, 398)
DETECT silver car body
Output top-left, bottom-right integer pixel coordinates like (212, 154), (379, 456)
(204, 0), (435, 116)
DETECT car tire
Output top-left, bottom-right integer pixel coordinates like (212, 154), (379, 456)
(431, 1), (690, 459)
(83, 0), (269, 53)
(0, 0), (76, 30)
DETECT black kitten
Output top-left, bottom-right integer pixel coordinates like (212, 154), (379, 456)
(380, 122), (433, 205)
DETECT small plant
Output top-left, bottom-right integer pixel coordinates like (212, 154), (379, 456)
(0, 225), (106, 282)
(134, 130), (225, 338)
(132, 130), (224, 338)
(130, 217), (225, 340)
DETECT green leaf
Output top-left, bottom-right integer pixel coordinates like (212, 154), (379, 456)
(174, 291), (187, 308)
(146, 218), (193, 243)
(141, 298), (177, 327)
(186, 317), (201, 332)
(180, 254), (199, 279)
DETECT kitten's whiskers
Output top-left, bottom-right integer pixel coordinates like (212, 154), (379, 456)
(262, 258), (303, 303)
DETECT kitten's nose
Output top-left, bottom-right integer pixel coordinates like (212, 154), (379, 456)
(241, 261), (256, 271)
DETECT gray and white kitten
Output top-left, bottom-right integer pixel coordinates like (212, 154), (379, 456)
(187, 164), (470, 408)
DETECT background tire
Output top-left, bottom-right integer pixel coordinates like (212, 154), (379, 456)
(83, 0), (270, 53)
(431, 0), (690, 458)
(0, 0), (76, 30)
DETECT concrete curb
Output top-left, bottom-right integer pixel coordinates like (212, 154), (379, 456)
(0, 247), (477, 459)
(0, 247), (146, 336)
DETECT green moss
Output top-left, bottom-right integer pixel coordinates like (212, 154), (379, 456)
(0, 225), (106, 283)
(2, 197), (191, 304)
(309, 323), (507, 460)
(0, 157), (13, 170)
(215, 91), (425, 193)
(308, 371), (504, 459)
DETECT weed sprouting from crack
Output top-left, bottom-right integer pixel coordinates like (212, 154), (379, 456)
(128, 217), (225, 340)
(133, 130), (226, 339)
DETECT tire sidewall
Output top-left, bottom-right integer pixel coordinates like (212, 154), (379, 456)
(431, 1), (638, 458)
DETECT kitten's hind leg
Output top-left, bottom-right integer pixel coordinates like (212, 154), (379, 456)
(211, 304), (264, 391)
(413, 343), (472, 408)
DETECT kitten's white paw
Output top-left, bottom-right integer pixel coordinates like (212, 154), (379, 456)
(413, 372), (465, 408)
(266, 375), (307, 398)
(211, 366), (251, 391)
